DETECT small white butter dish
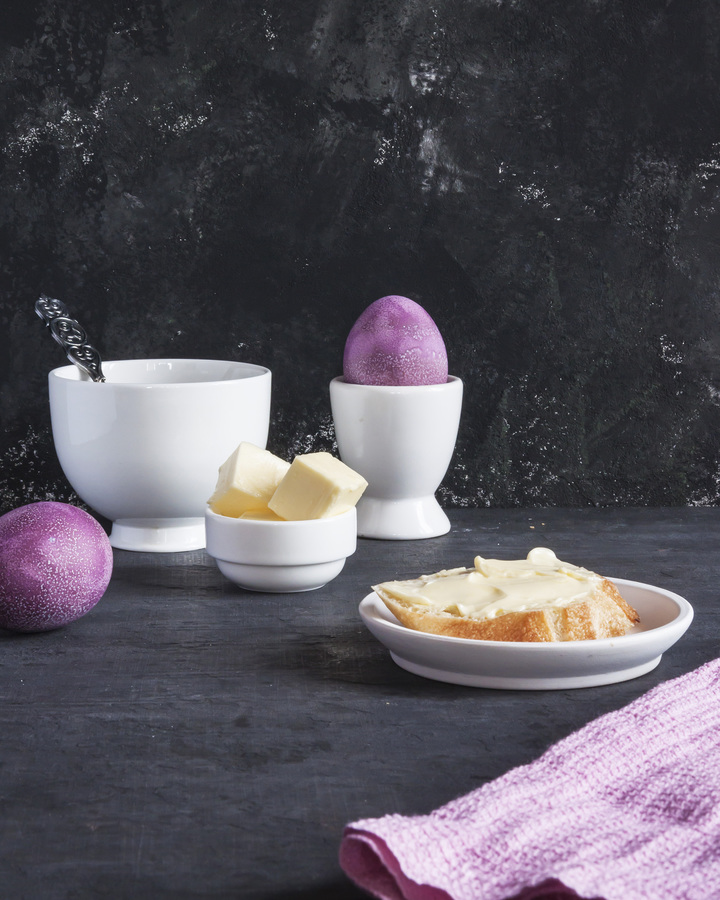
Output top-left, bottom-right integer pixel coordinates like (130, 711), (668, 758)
(205, 506), (357, 592)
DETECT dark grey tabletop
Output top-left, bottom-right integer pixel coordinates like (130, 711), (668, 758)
(1, 508), (716, 899)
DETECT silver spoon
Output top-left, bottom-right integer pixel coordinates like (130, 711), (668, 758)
(35, 295), (106, 383)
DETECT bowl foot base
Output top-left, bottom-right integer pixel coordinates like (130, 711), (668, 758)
(110, 517), (206, 552)
(356, 496), (450, 540)
(215, 558), (346, 592)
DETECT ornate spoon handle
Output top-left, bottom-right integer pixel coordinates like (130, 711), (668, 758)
(35, 295), (106, 383)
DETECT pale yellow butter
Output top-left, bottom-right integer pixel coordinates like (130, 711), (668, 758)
(268, 451), (368, 520)
(208, 442), (290, 517)
(376, 549), (601, 620)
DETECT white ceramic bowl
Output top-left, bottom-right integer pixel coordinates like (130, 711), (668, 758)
(48, 359), (271, 552)
(205, 507), (357, 592)
(330, 376), (463, 540)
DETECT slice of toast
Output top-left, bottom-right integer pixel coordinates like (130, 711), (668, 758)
(372, 548), (640, 643)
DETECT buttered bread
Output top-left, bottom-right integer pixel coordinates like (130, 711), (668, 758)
(372, 548), (640, 642)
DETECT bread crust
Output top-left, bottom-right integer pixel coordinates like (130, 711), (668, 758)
(373, 576), (640, 643)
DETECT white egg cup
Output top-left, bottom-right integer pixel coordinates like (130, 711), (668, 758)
(205, 507), (357, 592)
(48, 359), (272, 553)
(329, 376), (463, 540)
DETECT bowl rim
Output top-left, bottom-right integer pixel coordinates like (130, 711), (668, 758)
(205, 505), (356, 529)
(49, 358), (271, 387)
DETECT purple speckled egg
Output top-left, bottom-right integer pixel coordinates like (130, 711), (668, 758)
(343, 295), (448, 386)
(0, 501), (113, 633)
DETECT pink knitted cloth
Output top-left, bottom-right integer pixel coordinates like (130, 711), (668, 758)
(340, 658), (720, 900)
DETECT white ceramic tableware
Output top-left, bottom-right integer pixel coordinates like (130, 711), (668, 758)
(205, 507), (357, 592)
(329, 376), (463, 540)
(48, 358), (271, 552)
(359, 577), (694, 690)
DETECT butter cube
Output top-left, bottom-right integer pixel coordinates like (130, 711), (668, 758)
(208, 442), (290, 518)
(268, 452), (367, 520)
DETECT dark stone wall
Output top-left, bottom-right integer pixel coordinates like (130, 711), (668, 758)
(2, 0), (720, 512)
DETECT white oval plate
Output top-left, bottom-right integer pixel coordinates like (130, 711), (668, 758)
(358, 578), (694, 690)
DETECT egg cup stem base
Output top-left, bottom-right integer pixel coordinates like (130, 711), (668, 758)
(109, 517), (206, 552)
(356, 496), (450, 540)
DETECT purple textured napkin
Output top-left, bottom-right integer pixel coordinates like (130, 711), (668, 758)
(340, 658), (720, 900)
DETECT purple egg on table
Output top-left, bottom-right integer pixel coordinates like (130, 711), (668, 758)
(0, 501), (113, 633)
(343, 295), (448, 386)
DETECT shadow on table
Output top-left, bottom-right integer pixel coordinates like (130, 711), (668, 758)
(274, 623), (467, 695)
(259, 876), (597, 900)
(259, 878), (368, 899)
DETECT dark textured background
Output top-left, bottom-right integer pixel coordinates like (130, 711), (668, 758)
(3, 0), (720, 513)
